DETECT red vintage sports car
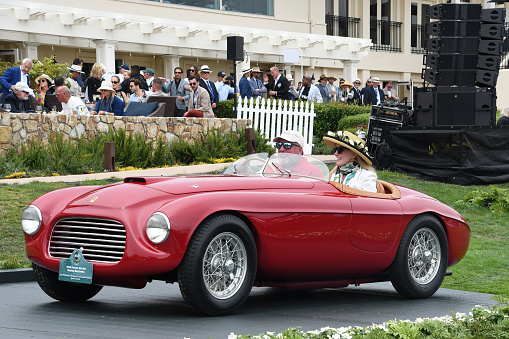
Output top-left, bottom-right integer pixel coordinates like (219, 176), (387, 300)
(22, 153), (470, 316)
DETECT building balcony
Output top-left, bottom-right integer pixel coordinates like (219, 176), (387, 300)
(370, 19), (402, 53)
(411, 24), (426, 54)
(325, 14), (361, 38)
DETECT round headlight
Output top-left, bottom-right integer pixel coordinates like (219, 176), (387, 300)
(146, 212), (171, 244)
(21, 205), (42, 235)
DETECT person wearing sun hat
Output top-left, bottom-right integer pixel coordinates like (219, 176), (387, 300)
(34, 74), (53, 108)
(323, 131), (377, 192)
(339, 81), (354, 104)
(66, 64), (84, 98)
(90, 80), (125, 116)
(239, 66), (253, 99)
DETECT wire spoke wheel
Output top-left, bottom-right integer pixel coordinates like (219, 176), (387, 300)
(407, 228), (441, 285)
(202, 232), (248, 299)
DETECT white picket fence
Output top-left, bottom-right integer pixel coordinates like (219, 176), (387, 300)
(236, 97), (316, 154)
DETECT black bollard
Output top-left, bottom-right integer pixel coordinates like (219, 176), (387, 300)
(245, 127), (256, 155)
(104, 142), (115, 172)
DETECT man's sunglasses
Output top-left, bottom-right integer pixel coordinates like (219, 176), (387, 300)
(275, 142), (295, 150)
(333, 146), (346, 154)
(189, 82), (198, 86)
(175, 71), (183, 74)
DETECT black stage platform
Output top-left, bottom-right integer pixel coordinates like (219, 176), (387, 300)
(380, 126), (509, 185)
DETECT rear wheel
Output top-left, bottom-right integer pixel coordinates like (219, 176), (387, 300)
(178, 214), (257, 316)
(390, 215), (448, 299)
(32, 263), (103, 302)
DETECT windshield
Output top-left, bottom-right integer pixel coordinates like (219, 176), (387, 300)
(224, 153), (329, 181)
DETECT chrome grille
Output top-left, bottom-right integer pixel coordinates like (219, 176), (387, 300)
(49, 217), (126, 263)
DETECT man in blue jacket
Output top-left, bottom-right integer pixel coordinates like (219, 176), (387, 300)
(239, 67), (252, 99)
(1, 58), (33, 103)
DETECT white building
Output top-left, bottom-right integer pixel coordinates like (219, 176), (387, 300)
(0, 0), (507, 105)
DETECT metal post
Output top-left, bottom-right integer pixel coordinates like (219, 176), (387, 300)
(104, 142), (115, 172)
(245, 127), (256, 154)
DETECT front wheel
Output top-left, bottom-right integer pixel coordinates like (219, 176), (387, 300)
(390, 214), (448, 299)
(178, 214), (257, 316)
(32, 263), (103, 302)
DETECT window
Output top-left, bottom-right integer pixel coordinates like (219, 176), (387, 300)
(370, 0), (378, 44)
(326, 0), (334, 15)
(381, 0), (391, 45)
(161, 0), (274, 16)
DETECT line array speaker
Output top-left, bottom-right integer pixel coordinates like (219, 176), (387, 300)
(426, 21), (480, 37)
(481, 8), (505, 24)
(427, 4), (482, 20)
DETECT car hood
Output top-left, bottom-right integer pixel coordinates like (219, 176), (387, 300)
(124, 175), (316, 195)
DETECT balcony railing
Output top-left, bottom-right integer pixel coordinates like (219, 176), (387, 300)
(325, 14), (361, 38)
(411, 24), (426, 54)
(370, 19), (402, 52)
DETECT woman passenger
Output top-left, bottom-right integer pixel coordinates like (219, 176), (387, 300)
(323, 131), (377, 192)
(90, 81), (124, 116)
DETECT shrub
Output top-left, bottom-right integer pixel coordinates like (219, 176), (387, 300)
(337, 113), (370, 130)
(216, 100), (236, 118)
(313, 102), (370, 139)
(1, 127), (274, 178)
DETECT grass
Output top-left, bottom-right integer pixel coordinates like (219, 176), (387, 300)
(1, 172), (508, 297)
(0, 180), (120, 269)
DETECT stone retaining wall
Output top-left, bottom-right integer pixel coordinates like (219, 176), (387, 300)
(0, 113), (250, 154)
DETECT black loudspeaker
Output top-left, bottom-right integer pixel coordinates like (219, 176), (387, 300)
(434, 87), (496, 126)
(427, 4), (482, 20)
(413, 87), (496, 127)
(477, 55), (501, 71)
(479, 40), (503, 55)
(366, 118), (402, 157)
(426, 21), (480, 37)
(425, 37), (479, 54)
(480, 24), (504, 40)
(481, 8), (506, 24)
(424, 54), (478, 70)
(476, 70), (499, 87)
(227, 36), (244, 61)
(423, 69), (476, 86)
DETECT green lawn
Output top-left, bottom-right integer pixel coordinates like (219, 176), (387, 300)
(1, 173), (508, 297)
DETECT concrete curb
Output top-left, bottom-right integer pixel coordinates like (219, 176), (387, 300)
(0, 268), (35, 284)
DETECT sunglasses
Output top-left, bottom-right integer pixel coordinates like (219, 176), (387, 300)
(175, 71), (182, 74)
(333, 146), (346, 154)
(189, 69), (195, 72)
(111, 81), (120, 84)
(275, 142), (295, 150)
(189, 82), (198, 86)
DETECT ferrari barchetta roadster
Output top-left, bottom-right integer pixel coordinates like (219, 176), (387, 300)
(22, 153), (470, 316)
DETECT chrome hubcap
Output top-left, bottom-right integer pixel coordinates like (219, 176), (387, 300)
(408, 228), (441, 285)
(202, 232), (247, 299)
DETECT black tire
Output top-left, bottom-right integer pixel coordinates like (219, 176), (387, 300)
(389, 214), (448, 299)
(32, 263), (103, 302)
(177, 214), (257, 316)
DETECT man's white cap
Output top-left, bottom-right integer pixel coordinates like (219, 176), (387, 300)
(372, 77), (380, 83)
(14, 82), (30, 92)
(273, 130), (305, 147)
(353, 78), (361, 83)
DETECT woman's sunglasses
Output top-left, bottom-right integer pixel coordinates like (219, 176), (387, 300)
(111, 81), (120, 84)
(275, 142), (295, 150)
(333, 146), (345, 154)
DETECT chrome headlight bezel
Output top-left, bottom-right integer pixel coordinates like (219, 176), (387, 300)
(146, 212), (171, 244)
(21, 205), (42, 235)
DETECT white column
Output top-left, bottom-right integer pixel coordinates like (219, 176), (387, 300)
(93, 40), (116, 75)
(16, 42), (39, 60)
(361, 0), (371, 40)
(162, 55), (181, 79)
(340, 59), (359, 83)
(484, 0), (495, 8)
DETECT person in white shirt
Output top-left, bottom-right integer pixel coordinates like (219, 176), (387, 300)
(56, 86), (89, 115)
(290, 76), (323, 103)
(65, 65), (84, 98)
(146, 78), (167, 97)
